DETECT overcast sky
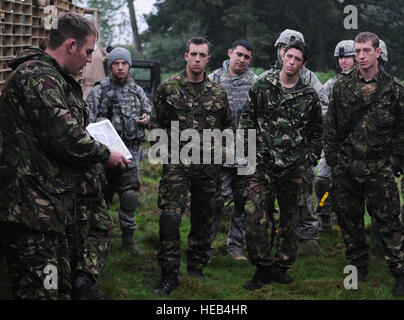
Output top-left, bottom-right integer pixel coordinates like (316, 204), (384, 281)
(135, 0), (157, 33)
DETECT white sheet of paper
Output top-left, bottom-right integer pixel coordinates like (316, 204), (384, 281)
(86, 119), (133, 160)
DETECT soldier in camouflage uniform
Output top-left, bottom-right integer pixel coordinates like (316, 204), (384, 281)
(87, 47), (152, 252)
(258, 29), (323, 247)
(153, 37), (234, 296)
(208, 40), (258, 262)
(367, 40), (404, 242)
(240, 40), (323, 290)
(0, 13), (128, 299)
(315, 40), (356, 232)
(323, 32), (404, 297)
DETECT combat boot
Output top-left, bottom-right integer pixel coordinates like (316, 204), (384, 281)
(72, 271), (105, 300)
(121, 230), (141, 252)
(271, 265), (293, 284)
(154, 270), (179, 296)
(228, 250), (248, 262)
(243, 265), (272, 290)
(187, 266), (205, 280)
(393, 274), (404, 297)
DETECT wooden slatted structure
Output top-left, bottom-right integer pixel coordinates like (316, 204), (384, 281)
(0, 0), (94, 94)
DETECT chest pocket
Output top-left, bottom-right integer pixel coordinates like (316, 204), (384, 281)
(202, 98), (225, 129)
(166, 96), (192, 129)
(374, 100), (395, 131)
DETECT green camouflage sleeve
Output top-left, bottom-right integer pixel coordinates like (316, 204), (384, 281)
(390, 84), (404, 172)
(239, 86), (258, 155)
(86, 83), (103, 123)
(307, 92), (323, 166)
(25, 72), (110, 168)
(239, 86), (257, 131)
(153, 82), (171, 130)
(221, 90), (235, 130)
(323, 80), (340, 168)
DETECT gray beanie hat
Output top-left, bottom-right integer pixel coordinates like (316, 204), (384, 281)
(108, 47), (132, 67)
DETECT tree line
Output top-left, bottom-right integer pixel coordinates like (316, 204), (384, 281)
(75, 0), (404, 79)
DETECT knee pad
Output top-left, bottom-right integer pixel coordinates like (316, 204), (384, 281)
(159, 210), (181, 241)
(119, 189), (138, 212)
(314, 176), (330, 198)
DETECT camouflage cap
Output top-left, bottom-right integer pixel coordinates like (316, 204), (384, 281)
(379, 39), (388, 62)
(275, 29), (305, 47)
(334, 40), (355, 58)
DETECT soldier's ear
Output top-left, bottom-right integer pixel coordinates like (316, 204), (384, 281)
(228, 48), (233, 59)
(64, 38), (77, 54)
(375, 47), (381, 59)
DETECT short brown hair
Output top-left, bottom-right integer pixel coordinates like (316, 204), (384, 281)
(47, 12), (98, 50)
(284, 39), (309, 63)
(185, 37), (211, 54)
(355, 32), (379, 50)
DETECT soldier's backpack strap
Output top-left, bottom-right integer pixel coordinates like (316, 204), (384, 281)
(339, 75), (392, 143)
(95, 77), (113, 121)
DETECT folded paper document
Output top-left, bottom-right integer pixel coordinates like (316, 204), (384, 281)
(86, 119), (133, 160)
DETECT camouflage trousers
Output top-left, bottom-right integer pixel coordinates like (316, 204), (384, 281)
(1, 199), (112, 299)
(244, 164), (306, 269)
(297, 165), (319, 240)
(0, 222), (71, 300)
(105, 144), (142, 231)
(157, 164), (221, 274)
(69, 199), (113, 282)
(331, 165), (404, 275)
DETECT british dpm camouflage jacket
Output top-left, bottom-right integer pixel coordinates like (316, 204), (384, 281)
(240, 69), (323, 175)
(86, 75), (152, 145)
(323, 66), (404, 182)
(153, 70), (234, 165)
(208, 60), (257, 128)
(0, 48), (111, 234)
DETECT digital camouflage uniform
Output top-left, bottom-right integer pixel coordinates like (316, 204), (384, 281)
(257, 62), (323, 241)
(208, 60), (257, 254)
(315, 40), (356, 232)
(0, 48), (111, 299)
(240, 69), (323, 270)
(323, 66), (404, 276)
(87, 75), (152, 236)
(315, 75), (338, 230)
(154, 70), (234, 275)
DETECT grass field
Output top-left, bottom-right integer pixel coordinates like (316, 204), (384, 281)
(89, 156), (403, 301)
(1, 154), (402, 301)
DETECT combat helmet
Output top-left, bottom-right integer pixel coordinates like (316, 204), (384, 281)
(275, 29), (305, 47)
(334, 40), (355, 58)
(379, 39), (388, 62)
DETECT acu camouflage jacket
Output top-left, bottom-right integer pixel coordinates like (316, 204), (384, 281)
(323, 67), (404, 182)
(87, 75), (152, 146)
(0, 48), (111, 234)
(240, 69), (323, 175)
(208, 60), (257, 128)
